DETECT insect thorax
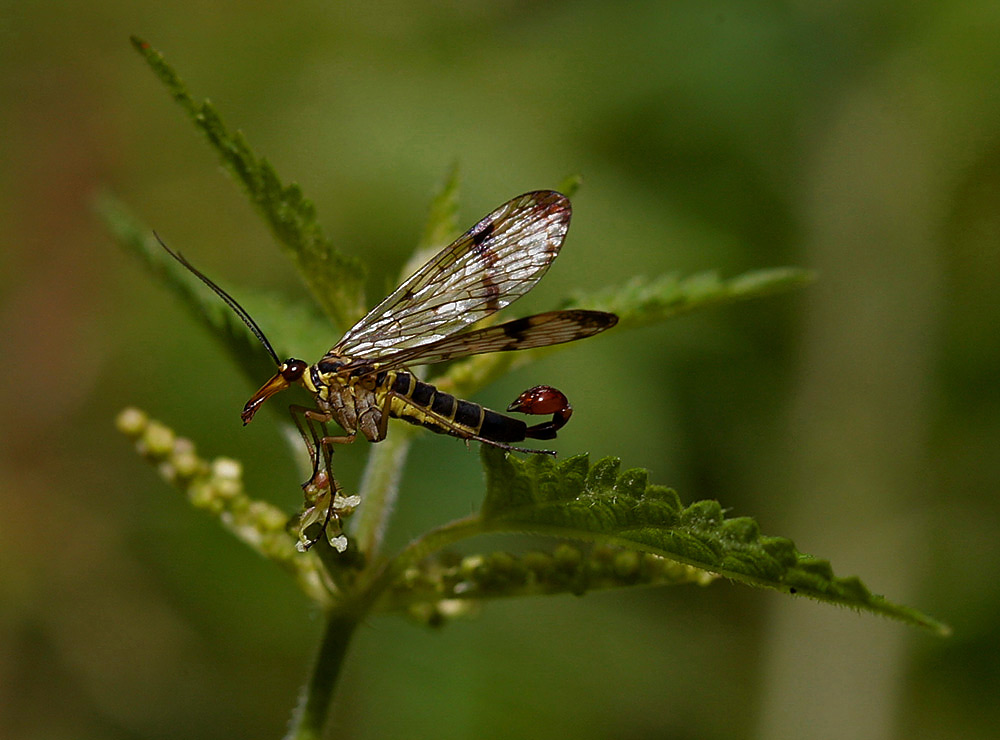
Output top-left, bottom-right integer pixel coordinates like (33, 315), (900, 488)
(310, 355), (386, 442)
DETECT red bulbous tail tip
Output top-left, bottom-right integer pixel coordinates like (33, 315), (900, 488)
(507, 385), (573, 440)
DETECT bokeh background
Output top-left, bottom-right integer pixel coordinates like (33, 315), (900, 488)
(2, 2), (997, 739)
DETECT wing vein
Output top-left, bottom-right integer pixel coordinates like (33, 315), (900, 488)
(332, 191), (571, 359)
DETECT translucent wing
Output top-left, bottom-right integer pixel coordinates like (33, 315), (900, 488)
(333, 191), (570, 359)
(345, 310), (618, 373)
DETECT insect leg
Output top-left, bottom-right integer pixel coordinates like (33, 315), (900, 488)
(289, 405), (335, 488)
(472, 434), (557, 457)
(289, 406), (352, 551)
(319, 432), (357, 445)
(373, 391), (394, 442)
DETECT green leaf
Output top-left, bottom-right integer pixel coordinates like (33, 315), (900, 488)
(556, 173), (583, 198)
(129, 36), (366, 330)
(380, 544), (716, 622)
(566, 267), (816, 329)
(416, 163), (462, 254)
(411, 446), (946, 635)
(114, 407), (334, 608)
(98, 192), (333, 389)
(434, 266), (814, 399)
(392, 164), (464, 287)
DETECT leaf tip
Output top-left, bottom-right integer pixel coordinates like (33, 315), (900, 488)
(557, 174), (583, 198)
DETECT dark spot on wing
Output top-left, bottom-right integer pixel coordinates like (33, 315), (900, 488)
(483, 278), (501, 310)
(468, 217), (502, 310)
(588, 311), (619, 330)
(471, 218), (494, 247)
(567, 309), (619, 333)
(502, 316), (534, 342)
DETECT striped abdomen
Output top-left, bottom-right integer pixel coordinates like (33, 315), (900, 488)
(382, 370), (526, 443)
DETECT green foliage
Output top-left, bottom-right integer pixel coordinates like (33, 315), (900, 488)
(381, 545), (716, 624)
(357, 447), (948, 634)
(571, 267), (816, 329)
(118, 408), (949, 638)
(110, 37), (948, 740)
(472, 448), (949, 634)
(98, 192), (332, 390)
(435, 266), (814, 399)
(416, 163), (462, 254)
(129, 36), (366, 331)
(115, 408), (333, 607)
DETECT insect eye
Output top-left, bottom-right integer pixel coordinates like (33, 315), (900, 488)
(281, 359), (308, 381)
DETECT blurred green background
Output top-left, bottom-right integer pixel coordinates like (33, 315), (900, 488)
(2, 2), (997, 739)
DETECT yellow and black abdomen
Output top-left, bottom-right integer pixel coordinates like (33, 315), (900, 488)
(382, 370), (527, 443)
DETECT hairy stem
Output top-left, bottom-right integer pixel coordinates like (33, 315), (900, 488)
(284, 609), (359, 740)
(351, 424), (417, 557)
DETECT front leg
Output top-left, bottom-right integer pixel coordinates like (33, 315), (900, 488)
(289, 405), (339, 488)
(287, 405), (361, 551)
(319, 432), (357, 447)
(374, 390), (393, 442)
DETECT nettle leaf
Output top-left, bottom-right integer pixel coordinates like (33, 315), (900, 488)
(446, 446), (946, 635)
(380, 543), (717, 624)
(556, 173), (583, 198)
(130, 36), (366, 330)
(100, 193), (332, 389)
(416, 164), (462, 254)
(434, 266), (814, 400)
(567, 267), (815, 329)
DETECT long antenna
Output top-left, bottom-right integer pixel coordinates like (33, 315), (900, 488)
(154, 232), (281, 366)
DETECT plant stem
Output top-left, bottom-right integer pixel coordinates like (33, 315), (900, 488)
(362, 515), (483, 599)
(351, 424), (416, 557)
(284, 608), (359, 740)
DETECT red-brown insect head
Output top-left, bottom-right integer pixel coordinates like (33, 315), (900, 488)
(241, 359), (308, 425)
